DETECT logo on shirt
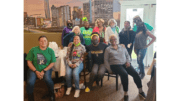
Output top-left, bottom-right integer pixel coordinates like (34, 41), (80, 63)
(37, 53), (47, 65)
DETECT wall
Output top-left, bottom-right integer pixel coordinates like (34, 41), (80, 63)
(24, 33), (62, 54)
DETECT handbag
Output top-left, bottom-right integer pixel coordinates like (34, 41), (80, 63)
(54, 83), (65, 98)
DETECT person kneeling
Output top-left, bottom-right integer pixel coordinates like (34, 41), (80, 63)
(65, 35), (86, 98)
(85, 32), (108, 92)
(104, 35), (146, 101)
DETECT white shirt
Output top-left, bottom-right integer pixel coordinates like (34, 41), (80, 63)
(105, 26), (120, 44)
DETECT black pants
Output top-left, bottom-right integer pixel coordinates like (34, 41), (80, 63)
(110, 64), (142, 92)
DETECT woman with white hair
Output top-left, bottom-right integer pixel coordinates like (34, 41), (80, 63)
(63, 26), (85, 47)
(105, 19), (120, 45)
(92, 18), (106, 42)
(104, 34), (146, 101)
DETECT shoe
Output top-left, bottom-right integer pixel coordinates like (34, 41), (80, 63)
(28, 93), (34, 101)
(124, 95), (129, 101)
(49, 91), (55, 101)
(74, 90), (80, 98)
(66, 87), (72, 95)
(140, 73), (145, 79)
(85, 87), (90, 93)
(139, 92), (146, 99)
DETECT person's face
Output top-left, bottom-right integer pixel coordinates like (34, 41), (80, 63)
(84, 22), (89, 28)
(74, 28), (79, 35)
(124, 22), (130, 29)
(110, 21), (115, 27)
(67, 20), (71, 23)
(97, 21), (102, 27)
(73, 36), (80, 45)
(110, 36), (117, 46)
(39, 37), (48, 48)
(92, 35), (99, 45)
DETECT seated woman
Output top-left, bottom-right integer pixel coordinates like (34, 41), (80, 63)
(104, 35), (146, 101)
(63, 26), (85, 47)
(65, 35), (86, 98)
(26, 35), (56, 101)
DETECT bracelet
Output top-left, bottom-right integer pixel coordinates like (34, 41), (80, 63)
(34, 70), (37, 73)
(42, 69), (46, 73)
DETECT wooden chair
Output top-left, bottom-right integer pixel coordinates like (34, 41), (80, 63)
(80, 52), (89, 86)
(101, 71), (120, 91)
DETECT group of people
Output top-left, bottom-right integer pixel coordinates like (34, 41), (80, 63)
(25, 15), (156, 101)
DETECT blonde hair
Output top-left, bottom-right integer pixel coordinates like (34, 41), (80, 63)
(72, 26), (81, 35)
(95, 18), (105, 27)
(109, 34), (118, 44)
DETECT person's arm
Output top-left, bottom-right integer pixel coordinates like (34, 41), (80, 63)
(74, 45), (86, 67)
(145, 31), (156, 48)
(104, 48), (113, 73)
(27, 61), (42, 79)
(63, 33), (72, 47)
(62, 28), (66, 45)
(66, 43), (73, 67)
(105, 28), (109, 44)
(81, 34), (85, 45)
(124, 48), (131, 67)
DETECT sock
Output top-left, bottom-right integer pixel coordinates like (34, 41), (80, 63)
(139, 88), (143, 93)
(124, 91), (128, 96)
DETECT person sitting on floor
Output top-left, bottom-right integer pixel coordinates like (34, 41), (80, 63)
(26, 35), (56, 101)
(104, 34), (146, 101)
(85, 32), (108, 92)
(65, 35), (86, 98)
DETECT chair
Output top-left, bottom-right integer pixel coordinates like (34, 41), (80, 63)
(80, 52), (90, 86)
(101, 71), (120, 91)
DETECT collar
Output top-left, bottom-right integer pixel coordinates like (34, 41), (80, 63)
(109, 44), (121, 49)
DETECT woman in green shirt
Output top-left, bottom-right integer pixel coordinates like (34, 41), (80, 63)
(26, 35), (56, 101)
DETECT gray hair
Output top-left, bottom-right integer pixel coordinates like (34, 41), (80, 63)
(108, 19), (117, 26)
(72, 26), (81, 34)
(109, 34), (118, 44)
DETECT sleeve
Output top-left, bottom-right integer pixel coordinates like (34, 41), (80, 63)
(75, 45), (86, 67)
(130, 31), (135, 44)
(104, 48), (113, 73)
(50, 49), (56, 63)
(105, 28), (109, 43)
(25, 48), (34, 61)
(61, 28), (66, 45)
(124, 48), (131, 63)
(63, 33), (71, 47)
(81, 34), (85, 45)
(66, 43), (73, 65)
(119, 32), (123, 44)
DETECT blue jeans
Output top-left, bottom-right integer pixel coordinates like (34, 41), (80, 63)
(135, 48), (147, 74)
(26, 69), (54, 94)
(66, 63), (83, 90)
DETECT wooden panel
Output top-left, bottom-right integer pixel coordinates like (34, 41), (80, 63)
(24, 33), (62, 54)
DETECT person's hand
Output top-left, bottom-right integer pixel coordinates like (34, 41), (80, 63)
(144, 44), (149, 49)
(125, 62), (131, 68)
(68, 43), (73, 47)
(120, 44), (125, 48)
(69, 64), (73, 68)
(35, 71), (42, 80)
(127, 43), (132, 48)
(72, 64), (77, 68)
(40, 71), (45, 79)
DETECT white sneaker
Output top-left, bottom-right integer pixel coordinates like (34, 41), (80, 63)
(66, 87), (72, 95)
(74, 90), (80, 98)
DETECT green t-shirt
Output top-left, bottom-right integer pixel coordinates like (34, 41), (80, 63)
(133, 23), (153, 32)
(80, 27), (93, 45)
(26, 46), (56, 71)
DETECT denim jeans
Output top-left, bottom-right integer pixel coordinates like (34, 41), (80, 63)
(135, 48), (147, 74)
(26, 68), (54, 94)
(65, 63), (83, 90)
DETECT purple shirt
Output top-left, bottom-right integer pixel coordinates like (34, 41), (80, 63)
(62, 27), (72, 45)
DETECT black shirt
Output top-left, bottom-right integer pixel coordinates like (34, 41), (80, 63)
(86, 42), (108, 65)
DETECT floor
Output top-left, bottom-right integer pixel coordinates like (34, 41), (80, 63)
(24, 66), (151, 101)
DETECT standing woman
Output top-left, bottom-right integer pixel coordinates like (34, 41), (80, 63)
(26, 35), (56, 101)
(80, 21), (93, 45)
(65, 35), (86, 98)
(61, 20), (73, 45)
(119, 21), (136, 58)
(133, 21), (156, 79)
(92, 18), (106, 43)
(105, 19), (120, 45)
(104, 35), (146, 101)
(63, 26), (85, 47)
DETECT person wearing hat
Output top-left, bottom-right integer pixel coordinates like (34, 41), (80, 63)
(85, 32), (108, 92)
